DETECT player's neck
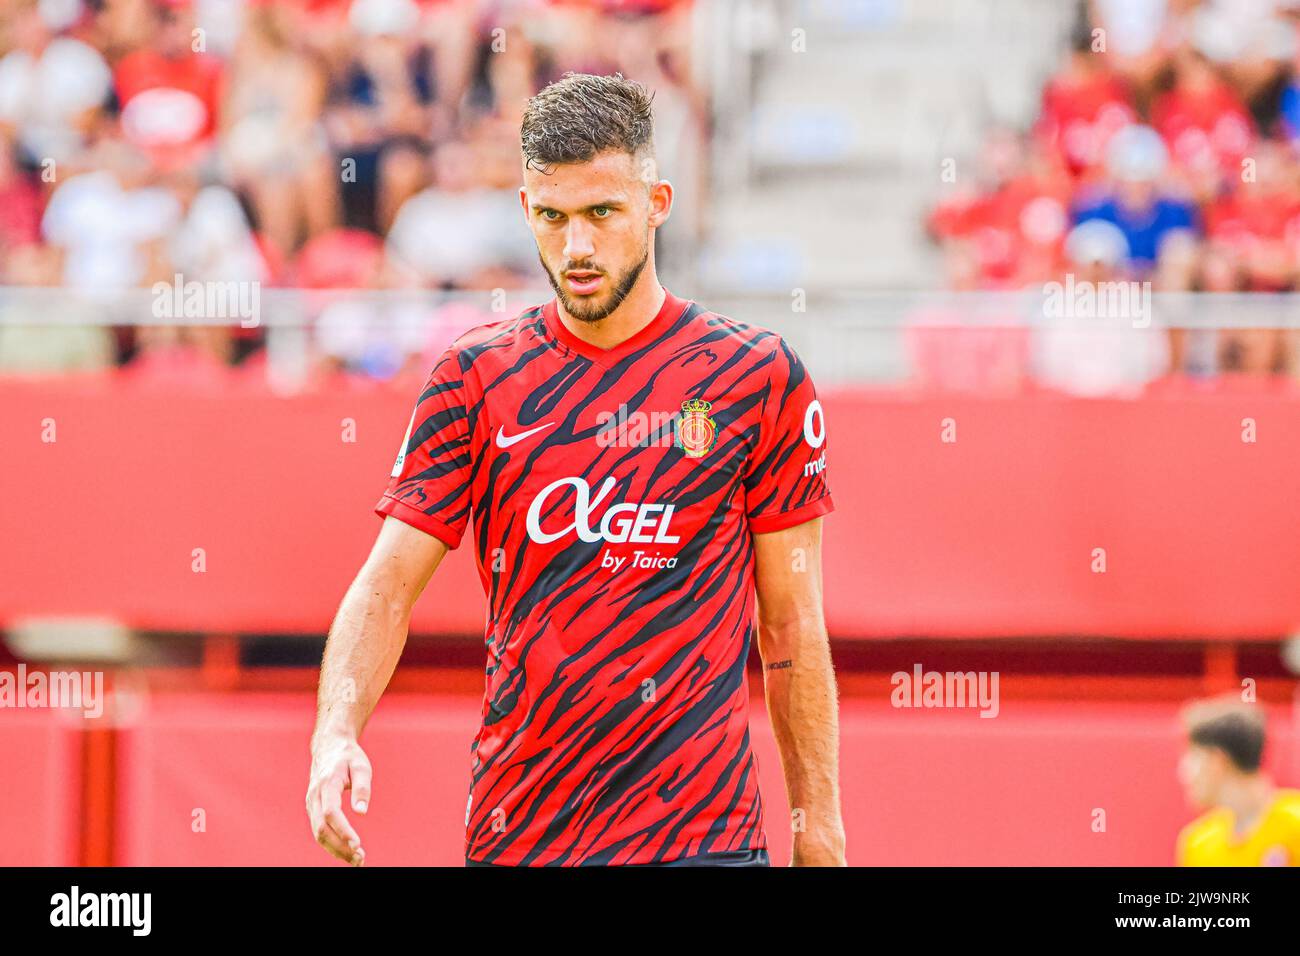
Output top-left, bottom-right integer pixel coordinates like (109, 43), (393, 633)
(556, 274), (666, 351)
(1220, 775), (1274, 835)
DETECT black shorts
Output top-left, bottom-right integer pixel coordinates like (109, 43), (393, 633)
(466, 848), (771, 868)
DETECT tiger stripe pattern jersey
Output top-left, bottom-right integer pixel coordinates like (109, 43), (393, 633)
(376, 288), (834, 865)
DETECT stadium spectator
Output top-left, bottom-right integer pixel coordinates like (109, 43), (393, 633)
(1202, 139), (1300, 291)
(1032, 218), (1170, 397)
(1071, 124), (1199, 276)
(385, 137), (534, 289)
(1186, 0), (1295, 115)
(0, 1), (112, 166)
(325, 0), (443, 235)
(1278, 15), (1300, 143)
(170, 180), (271, 286)
(1151, 45), (1256, 198)
(0, 132), (42, 252)
(168, 175), (275, 364)
(40, 140), (181, 291)
(0, 242), (111, 374)
(111, 1), (224, 171)
(220, 2), (337, 257)
(1197, 242), (1292, 374)
(1088, 0), (1182, 112)
(928, 129), (1074, 288)
(1033, 16), (1138, 180)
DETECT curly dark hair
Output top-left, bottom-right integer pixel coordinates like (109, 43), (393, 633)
(520, 72), (655, 173)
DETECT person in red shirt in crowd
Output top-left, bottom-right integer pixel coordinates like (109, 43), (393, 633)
(1202, 140), (1300, 293)
(112, 0), (224, 172)
(1151, 46), (1256, 201)
(1195, 240), (1290, 376)
(920, 129), (1071, 389)
(0, 133), (42, 253)
(1200, 140), (1300, 375)
(1087, 0), (1187, 113)
(1033, 19), (1138, 181)
(928, 129), (1074, 289)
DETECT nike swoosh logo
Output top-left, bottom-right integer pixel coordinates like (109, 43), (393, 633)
(495, 422), (556, 448)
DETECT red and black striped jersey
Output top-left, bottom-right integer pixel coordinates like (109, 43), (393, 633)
(376, 288), (834, 865)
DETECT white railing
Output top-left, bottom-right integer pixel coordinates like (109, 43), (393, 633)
(3, 286), (1299, 390)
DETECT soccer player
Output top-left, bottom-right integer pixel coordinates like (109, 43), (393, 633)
(306, 73), (845, 867)
(1176, 696), (1300, 866)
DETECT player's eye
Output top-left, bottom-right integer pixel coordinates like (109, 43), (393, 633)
(591, 206), (612, 218)
(540, 209), (563, 222)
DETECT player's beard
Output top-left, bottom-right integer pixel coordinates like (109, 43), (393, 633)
(541, 238), (649, 324)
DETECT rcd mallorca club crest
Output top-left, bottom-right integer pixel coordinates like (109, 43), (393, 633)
(675, 398), (717, 458)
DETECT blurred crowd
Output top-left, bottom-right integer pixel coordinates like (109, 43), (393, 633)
(13, 0), (1300, 395)
(0, 0), (705, 384)
(927, 0), (1300, 392)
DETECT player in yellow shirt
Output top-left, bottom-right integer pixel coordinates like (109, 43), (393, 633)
(1176, 696), (1300, 866)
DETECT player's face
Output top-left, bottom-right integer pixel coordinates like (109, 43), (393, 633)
(1178, 745), (1220, 809)
(521, 149), (667, 323)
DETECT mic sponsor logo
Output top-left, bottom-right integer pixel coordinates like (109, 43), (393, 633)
(803, 400), (825, 449)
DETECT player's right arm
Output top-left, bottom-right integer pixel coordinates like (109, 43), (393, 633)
(307, 342), (475, 864)
(306, 516), (450, 865)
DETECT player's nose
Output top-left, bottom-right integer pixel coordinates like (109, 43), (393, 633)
(563, 221), (596, 261)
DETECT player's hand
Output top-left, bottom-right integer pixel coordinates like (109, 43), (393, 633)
(306, 734), (372, 866)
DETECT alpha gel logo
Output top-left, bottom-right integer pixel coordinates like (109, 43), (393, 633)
(526, 476), (680, 545)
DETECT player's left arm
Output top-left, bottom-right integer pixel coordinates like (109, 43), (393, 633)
(753, 515), (846, 866)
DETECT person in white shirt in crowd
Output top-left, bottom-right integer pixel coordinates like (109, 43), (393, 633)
(1033, 218), (1171, 397)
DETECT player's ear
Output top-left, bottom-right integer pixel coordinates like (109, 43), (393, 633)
(518, 186), (530, 223)
(1206, 747), (1234, 779)
(648, 179), (673, 229)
